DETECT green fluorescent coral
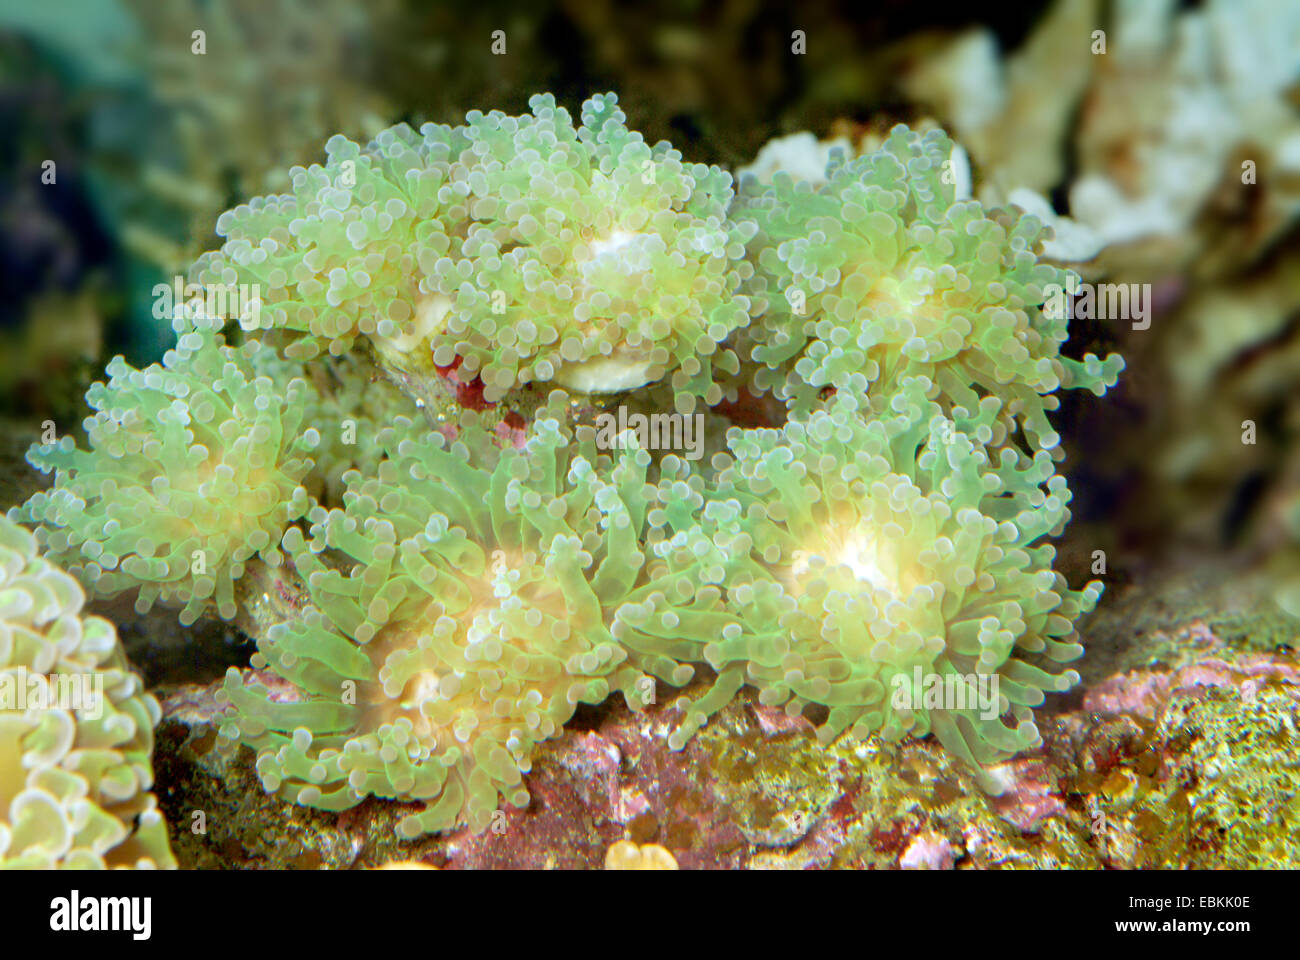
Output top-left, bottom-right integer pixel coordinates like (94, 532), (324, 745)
(193, 92), (756, 406)
(13, 93), (1123, 837)
(735, 126), (1123, 451)
(14, 325), (318, 625)
(218, 409), (708, 835)
(0, 516), (176, 869)
(651, 380), (1099, 784)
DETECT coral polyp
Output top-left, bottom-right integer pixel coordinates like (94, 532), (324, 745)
(736, 126), (1123, 451)
(14, 325), (318, 625)
(217, 411), (711, 835)
(651, 382), (1099, 784)
(443, 93), (756, 405)
(195, 92), (756, 407)
(0, 517), (175, 869)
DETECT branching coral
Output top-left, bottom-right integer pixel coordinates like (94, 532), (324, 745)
(734, 125), (1122, 451)
(0, 516), (175, 869)
(899, 0), (1299, 554)
(194, 92), (755, 407)
(12, 323), (318, 624)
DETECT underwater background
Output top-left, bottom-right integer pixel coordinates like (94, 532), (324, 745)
(0, 0), (1298, 869)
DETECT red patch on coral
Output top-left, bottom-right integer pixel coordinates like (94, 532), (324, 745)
(712, 388), (783, 429)
(495, 410), (528, 449)
(434, 355), (493, 411)
(749, 702), (815, 738)
(1083, 653), (1300, 722)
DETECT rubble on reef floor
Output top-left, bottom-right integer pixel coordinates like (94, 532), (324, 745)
(152, 577), (1300, 869)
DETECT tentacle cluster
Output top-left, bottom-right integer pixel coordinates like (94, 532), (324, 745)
(646, 382), (1099, 783)
(0, 517), (175, 868)
(194, 93), (756, 406)
(12, 95), (1122, 836)
(734, 125), (1123, 452)
(12, 324), (318, 624)
(217, 410), (714, 834)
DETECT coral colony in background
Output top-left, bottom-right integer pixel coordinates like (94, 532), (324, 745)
(0, 516), (175, 868)
(3, 92), (1121, 859)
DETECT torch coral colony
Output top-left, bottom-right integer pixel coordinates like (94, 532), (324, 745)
(11, 93), (1122, 838)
